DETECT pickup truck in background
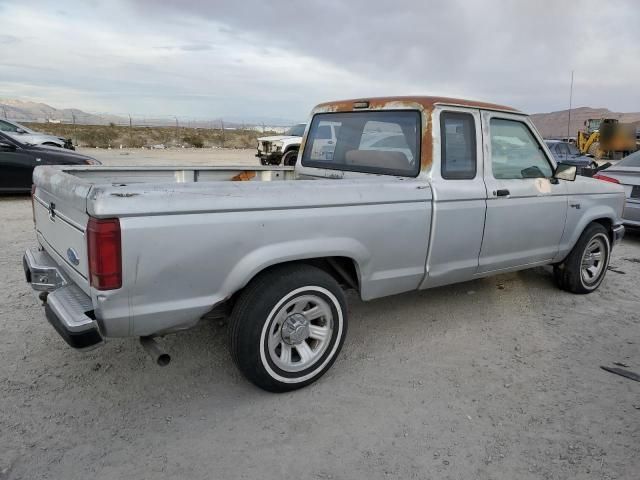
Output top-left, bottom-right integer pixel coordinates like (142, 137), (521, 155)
(24, 96), (625, 392)
(256, 123), (306, 166)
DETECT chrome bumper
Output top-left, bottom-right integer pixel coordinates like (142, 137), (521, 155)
(23, 248), (103, 350)
(612, 224), (625, 246)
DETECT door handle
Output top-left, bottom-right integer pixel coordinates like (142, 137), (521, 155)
(495, 189), (510, 197)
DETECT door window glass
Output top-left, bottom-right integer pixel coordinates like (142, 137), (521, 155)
(490, 119), (552, 179)
(441, 112), (476, 179)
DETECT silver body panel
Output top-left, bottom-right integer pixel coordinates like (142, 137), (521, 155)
(599, 165), (640, 227)
(29, 107), (626, 341)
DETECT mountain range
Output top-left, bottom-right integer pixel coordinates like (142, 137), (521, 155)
(2, 98), (640, 137)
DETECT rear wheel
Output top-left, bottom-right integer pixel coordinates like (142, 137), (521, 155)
(282, 149), (299, 166)
(554, 223), (610, 294)
(228, 264), (348, 392)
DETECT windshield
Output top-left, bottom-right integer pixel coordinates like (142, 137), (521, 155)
(301, 110), (421, 177)
(0, 119), (32, 134)
(286, 123), (306, 137)
(618, 150), (640, 167)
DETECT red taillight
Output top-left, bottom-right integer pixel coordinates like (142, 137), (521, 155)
(593, 174), (620, 184)
(87, 217), (122, 290)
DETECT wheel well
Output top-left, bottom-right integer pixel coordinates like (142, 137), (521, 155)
(205, 257), (360, 320)
(591, 218), (613, 242)
(257, 257), (359, 292)
(283, 146), (299, 154)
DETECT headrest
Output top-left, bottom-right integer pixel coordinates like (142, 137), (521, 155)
(344, 150), (410, 171)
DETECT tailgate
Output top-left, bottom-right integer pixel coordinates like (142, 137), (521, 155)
(33, 167), (92, 290)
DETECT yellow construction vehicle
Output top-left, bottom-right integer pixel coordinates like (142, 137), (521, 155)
(577, 118), (637, 160)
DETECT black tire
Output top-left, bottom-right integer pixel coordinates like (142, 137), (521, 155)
(554, 223), (611, 294)
(229, 264), (348, 392)
(282, 149), (299, 166)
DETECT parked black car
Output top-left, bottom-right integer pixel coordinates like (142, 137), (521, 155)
(0, 131), (100, 193)
(544, 140), (597, 168)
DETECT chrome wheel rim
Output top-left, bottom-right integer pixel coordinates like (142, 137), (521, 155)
(581, 236), (606, 285)
(267, 294), (334, 373)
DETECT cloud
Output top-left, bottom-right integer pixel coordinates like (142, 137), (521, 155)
(156, 44), (214, 51)
(0, 0), (639, 120)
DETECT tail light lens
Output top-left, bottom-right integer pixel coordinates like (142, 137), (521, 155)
(593, 174), (620, 184)
(87, 217), (122, 290)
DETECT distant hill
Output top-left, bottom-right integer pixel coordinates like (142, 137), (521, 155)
(0, 98), (127, 125)
(3, 97), (638, 138)
(530, 107), (640, 138)
(0, 98), (299, 129)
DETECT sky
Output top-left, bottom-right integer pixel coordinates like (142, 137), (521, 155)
(1, 0), (639, 123)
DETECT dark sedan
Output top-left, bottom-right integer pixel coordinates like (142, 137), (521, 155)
(544, 140), (597, 169)
(0, 131), (100, 193)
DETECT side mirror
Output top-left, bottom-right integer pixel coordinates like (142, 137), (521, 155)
(15, 128), (27, 134)
(0, 141), (17, 151)
(554, 163), (577, 181)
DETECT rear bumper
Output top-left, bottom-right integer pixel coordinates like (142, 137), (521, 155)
(23, 248), (103, 350)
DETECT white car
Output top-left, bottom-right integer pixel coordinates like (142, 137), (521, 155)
(256, 123), (306, 166)
(0, 119), (73, 149)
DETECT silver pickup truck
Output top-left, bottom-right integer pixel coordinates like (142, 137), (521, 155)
(24, 96), (626, 392)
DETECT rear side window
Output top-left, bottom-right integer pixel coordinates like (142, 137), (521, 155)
(440, 112), (476, 179)
(301, 111), (420, 177)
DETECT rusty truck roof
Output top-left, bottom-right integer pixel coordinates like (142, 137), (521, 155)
(313, 96), (521, 114)
(307, 96), (522, 171)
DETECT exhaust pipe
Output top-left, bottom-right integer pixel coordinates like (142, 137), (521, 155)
(140, 336), (171, 367)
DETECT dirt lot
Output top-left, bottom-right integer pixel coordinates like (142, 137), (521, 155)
(1, 148), (639, 480)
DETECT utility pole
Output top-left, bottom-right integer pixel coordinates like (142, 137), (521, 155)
(2, 106), (7, 119)
(174, 116), (179, 144)
(221, 119), (225, 148)
(128, 114), (133, 148)
(72, 113), (77, 145)
(567, 70), (574, 140)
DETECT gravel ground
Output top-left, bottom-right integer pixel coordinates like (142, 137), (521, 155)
(1, 149), (639, 480)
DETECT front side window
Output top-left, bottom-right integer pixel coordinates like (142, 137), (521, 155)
(490, 118), (552, 179)
(440, 112), (476, 179)
(301, 110), (421, 177)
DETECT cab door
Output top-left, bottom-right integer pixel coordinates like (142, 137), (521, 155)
(421, 107), (487, 288)
(478, 111), (567, 273)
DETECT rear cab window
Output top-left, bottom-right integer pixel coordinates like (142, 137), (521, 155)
(440, 112), (476, 179)
(301, 111), (421, 177)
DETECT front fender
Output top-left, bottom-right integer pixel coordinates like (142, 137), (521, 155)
(556, 196), (623, 261)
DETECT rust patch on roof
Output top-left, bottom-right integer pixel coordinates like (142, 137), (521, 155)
(310, 96), (521, 171)
(313, 95), (520, 114)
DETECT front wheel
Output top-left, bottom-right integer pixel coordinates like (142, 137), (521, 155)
(554, 223), (611, 294)
(228, 264), (348, 392)
(282, 149), (299, 166)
